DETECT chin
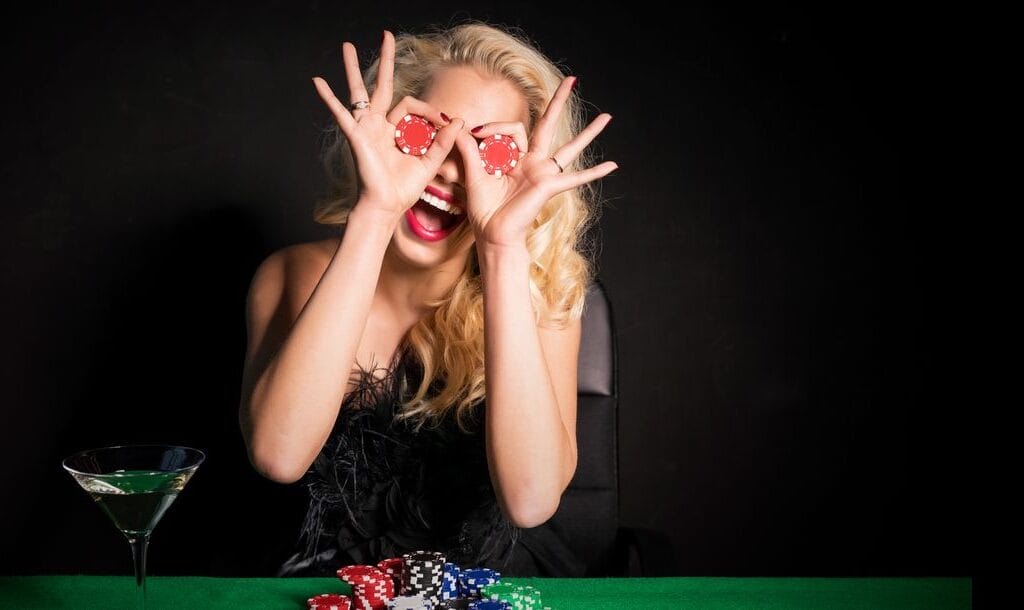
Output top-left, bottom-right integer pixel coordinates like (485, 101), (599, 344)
(391, 214), (474, 268)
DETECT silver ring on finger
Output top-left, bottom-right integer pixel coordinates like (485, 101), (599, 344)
(350, 100), (370, 111)
(550, 156), (565, 173)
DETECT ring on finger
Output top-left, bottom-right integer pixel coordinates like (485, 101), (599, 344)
(350, 100), (370, 111)
(550, 156), (565, 173)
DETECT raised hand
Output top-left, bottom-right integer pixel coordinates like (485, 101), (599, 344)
(452, 76), (618, 248)
(311, 31), (466, 222)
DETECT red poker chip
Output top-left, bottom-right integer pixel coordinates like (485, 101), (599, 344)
(307, 593), (352, 610)
(478, 134), (518, 177)
(352, 583), (392, 596)
(394, 114), (437, 156)
(377, 557), (403, 573)
(345, 576), (382, 584)
(337, 565), (386, 580)
(377, 557), (403, 590)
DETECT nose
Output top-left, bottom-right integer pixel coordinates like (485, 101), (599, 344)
(434, 145), (465, 188)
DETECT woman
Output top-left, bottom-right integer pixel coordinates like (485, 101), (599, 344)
(239, 20), (617, 578)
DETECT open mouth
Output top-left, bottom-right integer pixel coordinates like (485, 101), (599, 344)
(406, 190), (466, 241)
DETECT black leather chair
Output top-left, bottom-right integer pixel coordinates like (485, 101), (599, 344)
(547, 278), (678, 576)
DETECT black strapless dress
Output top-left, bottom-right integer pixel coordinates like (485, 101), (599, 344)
(276, 347), (585, 578)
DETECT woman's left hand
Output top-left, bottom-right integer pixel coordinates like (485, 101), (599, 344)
(453, 76), (618, 249)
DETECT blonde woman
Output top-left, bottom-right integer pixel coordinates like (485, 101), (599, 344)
(239, 20), (617, 577)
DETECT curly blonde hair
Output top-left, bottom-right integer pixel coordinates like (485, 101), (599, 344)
(312, 20), (604, 432)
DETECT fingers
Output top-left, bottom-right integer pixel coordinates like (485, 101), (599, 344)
(371, 31), (394, 111)
(548, 160), (619, 193)
(342, 42), (371, 116)
(467, 121), (529, 155)
(453, 129), (488, 183)
(421, 118), (465, 170)
(386, 96), (450, 132)
(312, 76), (356, 135)
(551, 113), (613, 171)
(531, 76), (577, 157)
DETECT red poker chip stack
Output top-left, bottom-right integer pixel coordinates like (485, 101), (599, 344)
(337, 564), (396, 610)
(307, 593), (352, 610)
(376, 557), (404, 595)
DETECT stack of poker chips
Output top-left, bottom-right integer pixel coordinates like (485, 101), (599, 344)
(401, 550), (446, 607)
(377, 557), (404, 596)
(385, 593), (431, 610)
(308, 593), (353, 610)
(311, 552), (547, 610)
(481, 583), (546, 610)
(440, 562), (461, 600)
(337, 565), (396, 610)
(457, 568), (501, 599)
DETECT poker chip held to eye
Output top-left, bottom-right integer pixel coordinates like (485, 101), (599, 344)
(395, 114), (438, 155)
(478, 134), (518, 177)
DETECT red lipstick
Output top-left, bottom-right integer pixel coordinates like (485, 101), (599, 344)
(405, 188), (466, 242)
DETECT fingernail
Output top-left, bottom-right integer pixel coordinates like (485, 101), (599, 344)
(571, 76), (579, 90)
(471, 125), (483, 133)
(440, 112), (451, 123)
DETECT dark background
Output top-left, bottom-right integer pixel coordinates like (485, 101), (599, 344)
(0, 0), (967, 581)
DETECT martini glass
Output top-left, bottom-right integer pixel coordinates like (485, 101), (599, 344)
(63, 444), (205, 610)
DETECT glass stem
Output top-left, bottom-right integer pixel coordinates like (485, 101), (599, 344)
(128, 533), (150, 610)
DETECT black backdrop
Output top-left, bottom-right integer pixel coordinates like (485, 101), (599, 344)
(0, 0), (966, 581)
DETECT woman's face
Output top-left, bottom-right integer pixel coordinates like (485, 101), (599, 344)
(387, 65), (530, 270)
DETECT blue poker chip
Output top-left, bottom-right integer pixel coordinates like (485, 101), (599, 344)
(468, 600), (510, 610)
(441, 562), (461, 599)
(460, 568), (500, 580)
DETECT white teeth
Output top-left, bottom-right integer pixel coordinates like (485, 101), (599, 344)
(420, 191), (463, 215)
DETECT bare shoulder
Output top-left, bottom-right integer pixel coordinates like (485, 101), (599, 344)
(282, 236), (339, 281)
(244, 237), (337, 356)
(249, 237), (339, 315)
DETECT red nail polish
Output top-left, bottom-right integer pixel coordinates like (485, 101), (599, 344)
(471, 125), (483, 133)
(571, 76), (579, 90)
(440, 112), (451, 123)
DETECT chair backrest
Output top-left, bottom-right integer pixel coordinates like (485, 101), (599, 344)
(547, 278), (619, 575)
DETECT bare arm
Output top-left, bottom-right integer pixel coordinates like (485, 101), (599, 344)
(240, 30), (463, 484)
(446, 73), (613, 527)
(239, 207), (398, 484)
(479, 243), (581, 528)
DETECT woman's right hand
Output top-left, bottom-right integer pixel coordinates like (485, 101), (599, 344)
(311, 31), (464, 222)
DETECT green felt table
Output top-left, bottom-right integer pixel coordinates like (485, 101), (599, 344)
(0, 576), (970, 609)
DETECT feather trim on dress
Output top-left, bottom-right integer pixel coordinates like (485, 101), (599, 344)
(287, 348), (520, 574)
